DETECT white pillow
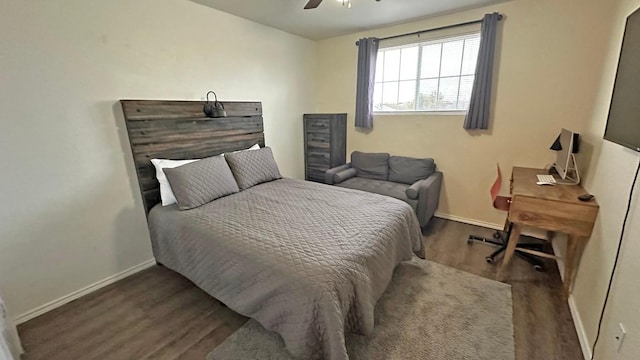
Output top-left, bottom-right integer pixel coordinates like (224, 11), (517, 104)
(151, 158), (200, 206)
(227, 143), (260, 155)
(151, 143), (261, 206)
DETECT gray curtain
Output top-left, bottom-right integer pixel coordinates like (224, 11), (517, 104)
(355, 37), (379, 129)
(463, 13), (501, 130)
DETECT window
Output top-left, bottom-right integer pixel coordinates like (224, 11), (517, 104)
(373, 32), (481, 113)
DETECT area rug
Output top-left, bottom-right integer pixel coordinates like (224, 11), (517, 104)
(207, 259), (514, 360)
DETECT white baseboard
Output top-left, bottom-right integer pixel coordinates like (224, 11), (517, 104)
(15, 259), (156, 324)
(434, 212), (503, 230)
(551, 241), (591, 360)
(568, 295), (592, 360)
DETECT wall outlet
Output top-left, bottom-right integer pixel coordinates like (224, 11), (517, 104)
(614, 323), (626, 352)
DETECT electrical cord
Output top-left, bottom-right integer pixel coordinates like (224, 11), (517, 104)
(590, 157), (640, 359)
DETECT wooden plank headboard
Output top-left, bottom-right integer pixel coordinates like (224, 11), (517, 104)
(120, 100), (265, 215)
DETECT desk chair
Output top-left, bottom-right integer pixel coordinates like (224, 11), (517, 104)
(467, 164), (546, 271)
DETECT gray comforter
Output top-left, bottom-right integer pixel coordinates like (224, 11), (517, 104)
(148, 178), (424, 360)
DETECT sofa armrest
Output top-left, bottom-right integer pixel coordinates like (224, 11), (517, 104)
(406, 171), (443, 199)
(406, 171), (443, 227)
(333, 168), (357, 184)
(325, 163), (351, 185)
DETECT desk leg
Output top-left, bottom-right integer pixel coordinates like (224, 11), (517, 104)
(503, 217), (511, 232)
(500, 223), (522, 276)
(564, 235), (585, 299)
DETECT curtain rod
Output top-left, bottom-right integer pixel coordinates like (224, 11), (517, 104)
(355, 14), (503, 46)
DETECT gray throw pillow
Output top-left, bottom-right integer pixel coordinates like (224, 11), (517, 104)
(164, 155), (239, 210)
(388, 156), (435, 185)
(351, 151), (390, 180)
(225, 147), (282, 190)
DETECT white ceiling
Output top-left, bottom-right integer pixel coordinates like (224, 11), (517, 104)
(190, 0), (507, 40)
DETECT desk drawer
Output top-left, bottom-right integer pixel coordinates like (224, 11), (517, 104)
(509, 196), (598, 237)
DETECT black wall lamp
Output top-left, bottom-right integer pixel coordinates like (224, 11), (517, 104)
(203, 91), (227, 118)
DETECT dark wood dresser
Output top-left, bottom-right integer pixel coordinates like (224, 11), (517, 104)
(303, 113), (347, 183)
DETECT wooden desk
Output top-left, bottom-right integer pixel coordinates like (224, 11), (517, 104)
(501, 167), (599, 298)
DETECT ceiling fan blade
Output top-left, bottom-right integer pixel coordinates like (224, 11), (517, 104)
(304, 0), (323, 9)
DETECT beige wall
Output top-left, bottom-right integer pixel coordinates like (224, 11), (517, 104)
(570, 0), (640, 358)
(0, 0), (316, 319)
(316, 0), (616, 226)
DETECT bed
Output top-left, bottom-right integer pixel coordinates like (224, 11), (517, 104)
(121, 100), (425, 360)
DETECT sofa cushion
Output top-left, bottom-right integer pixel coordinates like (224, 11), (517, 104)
(336, 177), (418, 211)
(351, 151), (390, 181)
(388, 156), (436, 185)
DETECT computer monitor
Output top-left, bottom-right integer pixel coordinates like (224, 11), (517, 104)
(554, 128), (579, 181)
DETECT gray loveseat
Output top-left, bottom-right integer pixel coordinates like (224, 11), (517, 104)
(325, 151), (443, 228)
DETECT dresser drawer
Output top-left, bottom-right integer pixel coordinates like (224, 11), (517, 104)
(306, 132), (331, 149)
(307, 151), (330, 167)
(306, 119), (330, 133)
(307, 144), (331, 152)
(307, 169), (326, 183)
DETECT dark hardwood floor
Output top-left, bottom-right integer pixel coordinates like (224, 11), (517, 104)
(18, 218), (583, 360)
(423, 219), (582, 360)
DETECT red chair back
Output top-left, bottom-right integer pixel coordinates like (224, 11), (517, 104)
(491, 164), (511, 212)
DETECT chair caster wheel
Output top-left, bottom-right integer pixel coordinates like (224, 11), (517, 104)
(533, 264), (544, 272)
(467, 237), (474, 244)
(485, 257), (494, 264)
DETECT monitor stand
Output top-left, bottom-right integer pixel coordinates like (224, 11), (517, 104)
(555, 153), (581, 185)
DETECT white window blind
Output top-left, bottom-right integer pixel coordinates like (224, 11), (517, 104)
(373, 32), (481, 113)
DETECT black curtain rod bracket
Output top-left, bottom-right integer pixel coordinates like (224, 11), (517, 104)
(355, 13), (503, 46)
